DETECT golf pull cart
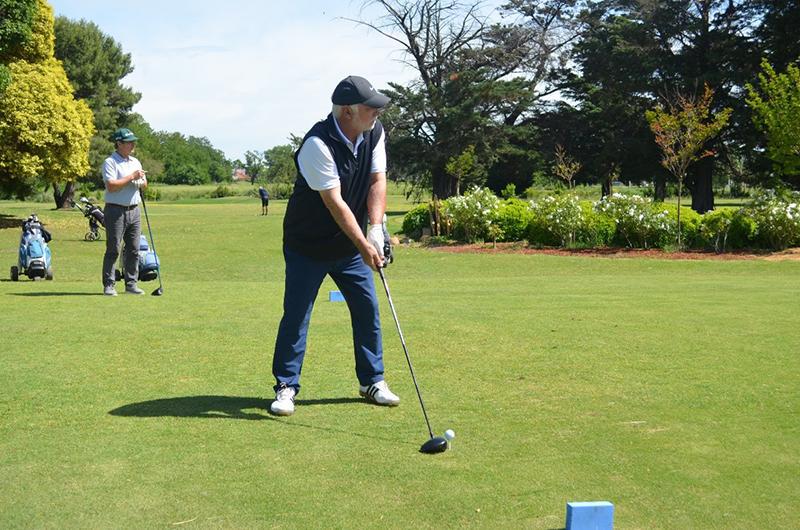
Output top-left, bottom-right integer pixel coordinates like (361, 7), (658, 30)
(71, 197), (105, 241)
(11, 213), (53, 281)
(379, 237), (448, 454)
(113, 234), (159, 283)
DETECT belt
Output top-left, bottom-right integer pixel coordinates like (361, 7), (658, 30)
(108, 203), (138, 211)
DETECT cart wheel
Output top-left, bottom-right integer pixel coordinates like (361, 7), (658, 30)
(114, 269), (122, 282)
(85, 232), (93, 241)
(10, 266), (19, 281)
(46, 268), (53, 281)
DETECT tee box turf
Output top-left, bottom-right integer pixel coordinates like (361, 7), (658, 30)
(329, 290), (345, 302)
(565, 501), (614, 530)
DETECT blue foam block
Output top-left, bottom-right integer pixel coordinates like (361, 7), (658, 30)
(566, 501), (614, 530)
(329, 290), (345, 302)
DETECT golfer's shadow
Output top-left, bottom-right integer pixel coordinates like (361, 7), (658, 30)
(108, 395), (363, 420)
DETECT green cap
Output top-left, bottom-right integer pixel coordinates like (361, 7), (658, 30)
(112, 128), (138, 142)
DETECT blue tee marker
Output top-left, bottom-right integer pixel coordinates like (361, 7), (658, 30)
(329, 290), (345, 302)
(566, 501), (614, 530)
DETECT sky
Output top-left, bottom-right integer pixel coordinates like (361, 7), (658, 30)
(48, 0), (421, 161)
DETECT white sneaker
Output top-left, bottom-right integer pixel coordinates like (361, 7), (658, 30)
(359, 380), (400, 406)
(270, 384), (296, 416)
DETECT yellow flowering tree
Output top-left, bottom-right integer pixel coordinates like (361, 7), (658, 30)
(0, 0), (94, 206)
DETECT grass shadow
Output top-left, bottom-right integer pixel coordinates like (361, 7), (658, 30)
(0, 213), (22, 230)
(8, 291), (105, 296)
(109, 395), (272, 420)
(295, 397), (364, 406)
(109, 395), (414, 446)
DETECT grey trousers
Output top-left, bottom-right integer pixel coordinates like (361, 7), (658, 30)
(102, 204), (141, 287)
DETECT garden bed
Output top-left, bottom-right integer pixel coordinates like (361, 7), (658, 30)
(426, 241), (800, 261)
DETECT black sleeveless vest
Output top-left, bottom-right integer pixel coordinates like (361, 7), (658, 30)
(283, 113), (384, 259)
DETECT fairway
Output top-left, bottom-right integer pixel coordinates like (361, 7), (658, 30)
(1, 197), (798, 528)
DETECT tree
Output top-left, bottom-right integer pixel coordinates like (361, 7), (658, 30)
(155, 132), (230, 185)
(0, 0), (36, 93)
(552, 144), (581, 188)
(263, 139), (300, 185)
(54, 16), (141, 186)
(0, 0), (94, 206)
(554, 1), (761, 209)
(645, 85), (731, 247)
(0, 0), (37, 62)
(243, 150), (264, 184)
(357, 0), (577, 199)
(746, 60), (800, 185)
(750, 0), (800, 72)
(444, 145), (486, 195)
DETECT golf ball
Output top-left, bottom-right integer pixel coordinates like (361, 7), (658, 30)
(444, 429), (455, 441)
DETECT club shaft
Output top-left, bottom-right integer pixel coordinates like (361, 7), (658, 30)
(378, 268), (434, 439)
(139, 196), (164, 292)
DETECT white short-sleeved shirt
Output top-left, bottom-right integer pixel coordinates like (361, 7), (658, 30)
(296, 118), (386, 191)
(103, 151), (142, 206)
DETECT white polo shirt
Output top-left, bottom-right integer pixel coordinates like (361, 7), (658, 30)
(103, 151), (142, 206)
(296, 117), (386, 191)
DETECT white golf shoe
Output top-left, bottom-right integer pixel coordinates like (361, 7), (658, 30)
(359, 380), (400, 406)
(270, 384), (296, 416)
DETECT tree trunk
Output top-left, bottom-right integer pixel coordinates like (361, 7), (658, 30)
(53, 181), (76, 209)
(601, 175), (611, 198)
(690, 156), (715, 213)
(654, 173), (666, 202)
(432, 166), (458, 199)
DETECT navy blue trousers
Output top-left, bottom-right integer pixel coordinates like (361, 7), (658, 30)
(272, 247), (384, 394)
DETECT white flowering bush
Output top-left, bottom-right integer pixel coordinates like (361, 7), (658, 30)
(528, 193), (584, 246)
(442, 187), (501, 242)
(594, 193), (675, 248)
(748, 190), (800, 249)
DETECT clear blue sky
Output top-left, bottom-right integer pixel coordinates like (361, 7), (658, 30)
(48, 0), (420, 161)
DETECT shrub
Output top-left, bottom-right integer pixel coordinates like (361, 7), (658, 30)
(142, 186), (161, 201)
(659, 203), (702, 248)
(699, 209), (736, 252)
(402, 203), (431, 239)
(747, 190), (800, 249)
(501, 183), (517, 199)
(496, 198), (533, 242)
(210, 184), (232, 198)
(576, 202), (616, 247)
(698, 208), (758, 252)
(528, 193), (584, 246)
(443, 187), (500, 242)
(594, 193), (674, 248)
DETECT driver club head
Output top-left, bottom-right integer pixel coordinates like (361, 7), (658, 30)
(420, 436), (448, 454)
(151, 287), (163, 296)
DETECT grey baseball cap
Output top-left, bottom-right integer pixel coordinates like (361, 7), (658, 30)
(331, 75), (390, 108)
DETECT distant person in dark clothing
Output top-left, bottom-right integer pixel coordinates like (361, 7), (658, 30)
(258, 186), (269, 215)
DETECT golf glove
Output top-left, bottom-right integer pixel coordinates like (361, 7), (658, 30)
(133, 177), (146, 189)
(367, 224), (385, 259)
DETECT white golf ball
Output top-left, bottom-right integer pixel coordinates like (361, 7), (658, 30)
(444, 429), (455, 441)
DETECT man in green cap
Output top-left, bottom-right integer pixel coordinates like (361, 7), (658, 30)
(101, 128), (148, 296)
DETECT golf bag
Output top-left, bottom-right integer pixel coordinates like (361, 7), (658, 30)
(115, 234), (159, 282)
(11, 214), (53, 281)
(72, 197), (105, 241)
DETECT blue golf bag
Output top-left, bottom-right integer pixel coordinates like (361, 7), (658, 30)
(115, 234), (159, 282)
(11, 214), (53, 281)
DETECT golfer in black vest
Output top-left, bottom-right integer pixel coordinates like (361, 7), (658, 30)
(270, 76), (399, 416)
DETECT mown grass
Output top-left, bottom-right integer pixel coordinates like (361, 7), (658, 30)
(0, 192), (798, 529)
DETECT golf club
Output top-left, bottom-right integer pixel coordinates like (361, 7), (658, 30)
(378, 266), (447, 454)
(139, 195), (163, 296)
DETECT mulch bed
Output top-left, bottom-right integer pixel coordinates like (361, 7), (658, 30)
(424, 242), (800, 261)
